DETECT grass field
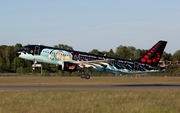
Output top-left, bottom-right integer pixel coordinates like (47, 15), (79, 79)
(0, 90), (180, 113)
(0, 76), (180, 84)
(0, 76), (180, 113)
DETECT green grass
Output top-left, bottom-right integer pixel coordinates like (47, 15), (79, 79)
(0, 76), (180, 84)
(0, 76), (180, 113)
(0, 90), (180, 113)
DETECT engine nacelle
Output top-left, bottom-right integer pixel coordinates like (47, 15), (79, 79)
(58, 62), (77, 71)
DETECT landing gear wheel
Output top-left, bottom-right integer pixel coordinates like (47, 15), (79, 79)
(80, 74), (86, 79)
(85, 74), (90, 79)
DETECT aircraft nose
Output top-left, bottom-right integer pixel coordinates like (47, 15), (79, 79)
(16, 50), (21, 56)
(16, 48), (24, 56)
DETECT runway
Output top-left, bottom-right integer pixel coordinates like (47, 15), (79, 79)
(0, 84), (180, 90)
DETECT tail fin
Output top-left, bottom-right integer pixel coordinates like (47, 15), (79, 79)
(136, 40), (167, 66)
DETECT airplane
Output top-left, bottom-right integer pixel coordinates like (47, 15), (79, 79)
(16, 40), (167, 79)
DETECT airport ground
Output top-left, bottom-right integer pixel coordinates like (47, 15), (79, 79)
(0, 76), (180, 113)
(0, 76), (180, 84)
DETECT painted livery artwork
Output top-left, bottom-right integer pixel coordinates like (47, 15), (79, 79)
(40, 49), (73, 61)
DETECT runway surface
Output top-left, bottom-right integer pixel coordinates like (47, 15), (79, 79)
(0, 84), (180, 90)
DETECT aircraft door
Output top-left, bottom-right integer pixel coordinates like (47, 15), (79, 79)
(133, 62), (139, 71)
(34, 46), (40, 55)
(73, 53), (80, 61)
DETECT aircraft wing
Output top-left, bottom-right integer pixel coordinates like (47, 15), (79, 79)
(69, 59), (114, 68)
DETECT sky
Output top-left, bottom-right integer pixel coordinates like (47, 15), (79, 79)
(0, 0), (180, 54)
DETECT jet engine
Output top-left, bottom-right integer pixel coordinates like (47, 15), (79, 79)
(58, 62), (77, 71)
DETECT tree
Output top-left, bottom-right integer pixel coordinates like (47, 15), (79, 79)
(115, 45), (133, 59)
(89, 49), (100, 54)
(0, 45), (15, 72)
(14, 43), (22, 51)
(172, 50), (180, 61)
(133, 49), (141, 60)
(54, 44), (73, 50)
(108, 49), (116, 57)
(0, 42), (178, 73)
(162, 52), (172, 61)
(101, 49), (116, 57)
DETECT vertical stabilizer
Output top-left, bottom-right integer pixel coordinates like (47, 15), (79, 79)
(136, 40), (167, 66)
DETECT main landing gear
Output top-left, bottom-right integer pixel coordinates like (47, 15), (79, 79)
(32, 61), (37, 70)
(79, 70), (90, 79)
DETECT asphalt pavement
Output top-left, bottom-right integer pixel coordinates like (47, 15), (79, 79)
(0, 84), (180, 90)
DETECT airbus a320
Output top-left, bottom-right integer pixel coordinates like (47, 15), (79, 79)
(16, 40), (167, 79)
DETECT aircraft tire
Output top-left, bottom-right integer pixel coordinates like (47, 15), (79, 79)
(85, 74), (90, 79)
(80, 74), (86, 79)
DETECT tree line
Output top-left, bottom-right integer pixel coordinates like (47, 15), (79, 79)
(0, 43), (179, 73)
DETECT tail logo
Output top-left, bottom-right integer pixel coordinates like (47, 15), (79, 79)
(140, 42), (161, 64)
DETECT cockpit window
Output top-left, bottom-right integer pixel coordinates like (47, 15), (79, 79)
(24, 47), (30, 51)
